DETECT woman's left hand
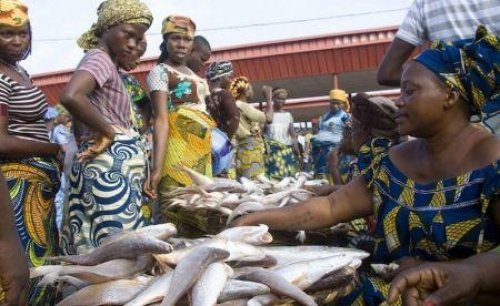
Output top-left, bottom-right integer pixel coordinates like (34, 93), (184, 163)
(77, 133), (114, 162)
(387, 260), (481, 306)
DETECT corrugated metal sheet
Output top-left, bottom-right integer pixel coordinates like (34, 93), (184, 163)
(33, 26), (398, 104)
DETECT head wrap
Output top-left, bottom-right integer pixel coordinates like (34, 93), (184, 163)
(272, 88), (288, 99)
(161, 15), (196, 38)
(206, 60), (233, 81)
(0, 0), (28, 27)
(414, 25), (499, 119)
(329, 88), (350, 111)
(352, 93), (399, 139)
(77, 0), (153, 51)
(230, 76), (250, 99)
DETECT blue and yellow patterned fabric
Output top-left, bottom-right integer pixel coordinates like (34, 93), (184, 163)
(121, 73), (149, 133)
(337, 137), (500, 305)
(360, 138), (500, 262)
(415, 25), (499, 124)
(264, 139), (298, 180)
(0, 157), (61, 305)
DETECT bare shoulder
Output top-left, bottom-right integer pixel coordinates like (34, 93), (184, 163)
(473, 131), (500, 163)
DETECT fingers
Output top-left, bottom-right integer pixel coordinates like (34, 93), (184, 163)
(387, 267), (426, 303)
(425, 283), (464, 306)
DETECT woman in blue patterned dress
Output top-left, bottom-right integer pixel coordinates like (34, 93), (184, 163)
(232, 26), (500, 305)
(311, 88), (350, 179)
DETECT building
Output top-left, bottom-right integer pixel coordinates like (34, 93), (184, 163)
(33, 26), (414, 122)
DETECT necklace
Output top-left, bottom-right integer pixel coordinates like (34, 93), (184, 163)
(0, 58), (24, 74)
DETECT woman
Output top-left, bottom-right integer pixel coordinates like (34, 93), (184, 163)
(329, 93), (401, 188)
(0, 171), (29, 306)
(60, 0), (153, 254)
(0, 1), (62, 304)
(146, 15), (216, 236)
(311, 88), (350, 179)
(232, 26), (500, 305)
(264, 88), (299, 180)
(206, 60), (239, 176)
(230, 76), (273, 179)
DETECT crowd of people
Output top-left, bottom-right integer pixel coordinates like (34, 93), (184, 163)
(0, 0), (498, 305)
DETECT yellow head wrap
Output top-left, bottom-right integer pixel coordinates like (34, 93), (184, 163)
(230, 76), (250, 99)
(0, 0), (29, 27)
(77, 0), (153, 51)
(329, 88), (349, 112)
(161, 15), (196, 38)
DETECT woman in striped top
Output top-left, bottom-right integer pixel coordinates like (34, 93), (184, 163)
(0, 1), (62, 304)
(59, 0), (153, 254)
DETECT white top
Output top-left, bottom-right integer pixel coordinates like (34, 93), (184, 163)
(266, 112), (294, 146)
(396, 0), (500, 46)
(146, 63), (209, 113)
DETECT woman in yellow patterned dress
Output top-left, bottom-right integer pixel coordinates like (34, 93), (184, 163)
(230, 77), (273, 179)
(232, 26), (500, 305)
(0, 1), (63, 304)
(145, 16), (216, 236)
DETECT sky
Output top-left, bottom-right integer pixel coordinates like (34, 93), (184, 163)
(22, 0), (414, 75)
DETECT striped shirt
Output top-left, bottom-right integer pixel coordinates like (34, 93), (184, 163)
(0, 73), (49, 142)
(396, 0), (500, 46)
(73, 49), (132, 141)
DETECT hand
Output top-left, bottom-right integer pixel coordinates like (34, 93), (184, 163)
(143, 168), (161, 199)
(262, 85), (273, 102)
(0, 238), (29, 306)
(77, 133), (114, 163)
(387, 261), (481, 306)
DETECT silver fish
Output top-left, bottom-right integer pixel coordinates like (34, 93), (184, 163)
(215, 225), (273, 245)
(217, 280), (270, 303)
(54, 233), (172, 266)
(261, 245), (369, 267)
(238, 269), (317, 306)
(160, 246), (230, 306)
(191, 262), (233, 306)
(124, 271), (173, 306)
(273, 255), (354, 289)
(155, 238), (266, 266)
(56, 276), (152, 306)
(31, 257), (152, 284)
(175, 165), (214, 185)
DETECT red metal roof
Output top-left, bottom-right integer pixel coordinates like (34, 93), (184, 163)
(33, 26), (398, 104)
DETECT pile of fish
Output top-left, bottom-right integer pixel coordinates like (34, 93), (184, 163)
(31, 224), (369, 306)
(163, 167), (327, 241)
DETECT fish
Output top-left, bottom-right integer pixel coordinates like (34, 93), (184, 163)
(53, 233), (173, 266)
(201, 181), (248, 193)
(160, 246), (230, 306)
(217, 280), (270, 303)
(101, 224), (178, 245)
(191, 262), (233, 306)
(306, 264), (360, 293)
(56, 276), (152, 306)
(124, 271), (173, 306)
(31, 256), (152, 284)
(260, 245), (369, 267)
(231, 255), (278, 269)
(155, 238), (266, 266)
(238, 269), (317, 306)
(175, 165), (214, 185)
(226, 202), (269, 225)
(215, 225), (273, 245)
(273, 255), (354, 290)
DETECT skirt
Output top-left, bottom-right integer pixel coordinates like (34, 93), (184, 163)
(61, 133), (148, 255)
(264, 139), (298, 180)
(0, 156), (61, 305)
(235, 135), (265, 179)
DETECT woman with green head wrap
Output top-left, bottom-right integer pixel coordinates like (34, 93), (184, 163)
(60, 0), (153, 254)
